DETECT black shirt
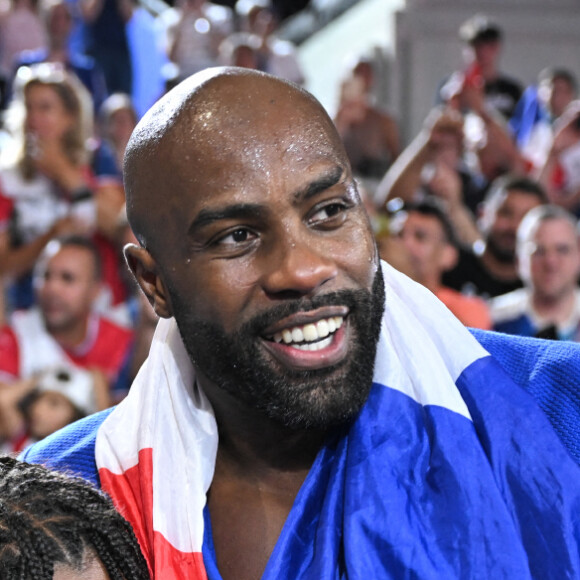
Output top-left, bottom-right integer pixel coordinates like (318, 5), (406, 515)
(442, 247), (523, 299)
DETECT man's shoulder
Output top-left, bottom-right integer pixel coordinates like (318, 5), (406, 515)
(489, 288), (529, 321)
(471, 327), (580, 397)
(471, 328), (580, 461)
(97, 315), (133, 339)
(19, 408), (114, 488)
(488, 289), (538, 336)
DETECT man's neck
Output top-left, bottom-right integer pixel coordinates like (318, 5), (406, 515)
(200, 375), (330, 580)
(532, 288), (578, 326)
(206, 381), (327, 475)
(420, 276), (442, 296)
(49, 318), (90, 351)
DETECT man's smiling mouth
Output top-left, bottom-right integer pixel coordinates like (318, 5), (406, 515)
(266, 316), (344, 351)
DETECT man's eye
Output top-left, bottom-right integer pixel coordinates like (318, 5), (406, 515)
(310, 203), (346, 224)
(216, 228), (256, 246)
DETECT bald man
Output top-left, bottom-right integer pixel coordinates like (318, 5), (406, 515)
(22, 68), (580, 579)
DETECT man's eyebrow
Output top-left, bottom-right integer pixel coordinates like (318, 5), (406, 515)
(292, 165), (345, 203)
(188, 203), (268, 234)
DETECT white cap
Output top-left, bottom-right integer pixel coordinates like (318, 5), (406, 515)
(36, 366), (97, 416)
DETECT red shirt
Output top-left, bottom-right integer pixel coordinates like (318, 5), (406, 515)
(0, 315), (133, 385)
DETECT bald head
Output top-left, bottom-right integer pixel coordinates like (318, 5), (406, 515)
(124, 67), (348, 252)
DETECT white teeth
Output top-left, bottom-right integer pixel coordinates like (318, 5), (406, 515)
(316, 319), (330, 338)
(290, 335), (333, 351)
(303, 323), (318, 341)
(291, 327), (304, 342)
(271, 316), (344, 348)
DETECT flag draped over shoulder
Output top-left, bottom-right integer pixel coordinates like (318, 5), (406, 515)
(94, 261), (580, 579)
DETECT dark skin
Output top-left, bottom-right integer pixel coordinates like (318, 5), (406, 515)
(123, 69), (378, 579)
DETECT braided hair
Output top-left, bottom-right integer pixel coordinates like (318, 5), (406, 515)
(0, 457), (150, 579)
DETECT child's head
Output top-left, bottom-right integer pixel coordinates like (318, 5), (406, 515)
(24, 367), (96, 440)
(0, 457), (150, 579)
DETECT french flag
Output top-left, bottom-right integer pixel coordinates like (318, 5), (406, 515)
(94, 262), (580, 579)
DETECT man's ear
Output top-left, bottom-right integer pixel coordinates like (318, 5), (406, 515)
(124, 243), (173, 318)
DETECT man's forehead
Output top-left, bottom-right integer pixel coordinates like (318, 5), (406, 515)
(407, 212), (446, 237)
(124, 68), (347, 243)
(536, 218), (577, 239)
(47, 247), (92, 272)
(505, 189), (540, 203)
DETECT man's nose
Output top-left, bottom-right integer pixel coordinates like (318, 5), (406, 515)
(260, 236), (338, 298)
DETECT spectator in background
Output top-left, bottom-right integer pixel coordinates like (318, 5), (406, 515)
(490, 205), (580, 340)
(14, 0), (108, 111)
(539, 68), (578, 122)
(510, 68), (577, 172)
(537, 100), (580, 216)
(443, 175), (547, 298)
(0, 0), (47, 83)
(165, 0), (233, 81)
(235, 0), (304, 85)
(376, 107), (485, 248)
(453, 14), (522, 121)
(92, 92), (137, 182)
(0, 364), (105, 453)
(89, 93), (138, 314)
(125, 0), (169, 119)
(219, 31), (261, 70)
(438, 15), (524, 182)
(0, 236), (133, 402)
(389, 197), (491, 329)
(0, 63), (95, 311)
(334, 58), (400, 191)
(80, 0), (132, 95)
(0, 457), (149, 579)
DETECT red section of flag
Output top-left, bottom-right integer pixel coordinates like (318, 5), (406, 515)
(99, 448), (207, 579)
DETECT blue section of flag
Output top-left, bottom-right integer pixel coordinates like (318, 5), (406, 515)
(509, 86), (549, 146)
(21, 336), (580, 579)
(471, 328), (580, 464)
(248, 355), (579, 579)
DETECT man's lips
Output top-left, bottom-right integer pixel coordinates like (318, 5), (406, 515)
(41, 301), (65, 315)
(261, 308), (350, 370)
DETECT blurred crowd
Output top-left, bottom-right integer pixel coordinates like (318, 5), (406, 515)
(0, 0), (307, 453)
(360, 15), (580, 346)
(0, 5), (579, 451)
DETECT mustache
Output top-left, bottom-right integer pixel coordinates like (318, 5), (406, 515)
(244, 288), (377, 338)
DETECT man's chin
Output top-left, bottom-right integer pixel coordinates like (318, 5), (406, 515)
(43, 319), (68, 334)
(241, 348), (374, 431)
(259, 372), (372, 431)
(487, 238), (516, 263)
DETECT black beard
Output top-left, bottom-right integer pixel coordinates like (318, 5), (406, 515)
(171, 267), (385, 431)
(486, 236), (516, 264)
